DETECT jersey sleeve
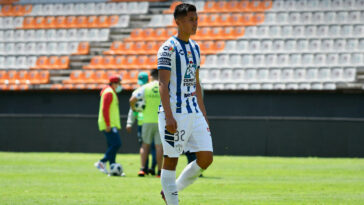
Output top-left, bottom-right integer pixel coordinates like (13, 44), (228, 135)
(132, 86), (145, 100)
(157, 41), (175, 71)
(193, 41), (201, 69)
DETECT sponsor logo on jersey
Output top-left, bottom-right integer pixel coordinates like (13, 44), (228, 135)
(158, 57), (171, 66)
(160, 52), (172, 57)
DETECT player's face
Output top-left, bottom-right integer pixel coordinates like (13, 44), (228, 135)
(176, 11), (198, 35)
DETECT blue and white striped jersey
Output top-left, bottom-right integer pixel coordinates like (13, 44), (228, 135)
(157, 36), (201, 114)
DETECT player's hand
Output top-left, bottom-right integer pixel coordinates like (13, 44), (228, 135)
(165, 115), (177, 134)
(105, 126), (111, 132)
(126, 125), (132, 133)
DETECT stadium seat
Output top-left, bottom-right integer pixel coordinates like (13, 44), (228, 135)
(83, 56), (103, 69)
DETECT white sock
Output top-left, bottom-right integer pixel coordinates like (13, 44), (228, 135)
(176, 160), (203, 192)
(161, 169), (179, 205)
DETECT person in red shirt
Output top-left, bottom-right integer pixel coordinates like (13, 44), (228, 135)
(94, 76), (123, 174)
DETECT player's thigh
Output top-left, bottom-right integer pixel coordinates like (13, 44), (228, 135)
(188, 114), (213, 153)
(141, 124), (153, 144)
(158, 112), (193, 158)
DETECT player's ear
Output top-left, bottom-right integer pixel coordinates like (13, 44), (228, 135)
(174, 18), (179, 26)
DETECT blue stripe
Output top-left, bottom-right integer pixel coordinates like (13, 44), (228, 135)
(192, 41), (200, 60)
(170, 40), (182, 113)
(192, 96), (199, 113)
(185, 99), (192, 113)
(158, 66), (171, 70)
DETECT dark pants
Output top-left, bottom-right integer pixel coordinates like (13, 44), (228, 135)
(185, 151), (197, 164)
(100, 128), (121, 165)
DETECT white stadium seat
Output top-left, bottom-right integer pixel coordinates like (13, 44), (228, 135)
(115, 3), (128, 15)
(230, 54), (241, 68)
(289, 54), (302, 66)
(46, 29), (57, 41)
(25, 43), (36, 54)
(257, 69), (269, 82)
(351, 53), (363, 65)
(253, 54), (264, 66)
(16, 56), (27, 69)
(0, 57), (4, 69)
(35, 30), (46, 42)
(237, 40), (249, 53)
(220, 69), (233, 82)
(327, 54), (339, 66)
(6, 56), (16, 69)
(264, 54), (277, 67)
(0, 43), (4, 55)
(224, 41), (237, 54)
(293, 68), (306, 82)
(15, 43), (26, 55)
(52, 4), (64, 16)
(321, 39), (333, 51)
(36, 42), (47, 55)
(331, 67), (344, 82)
(5, 43), (15, 55)
(301, 54), (313, 66)
(241, 55), (253, 67)
(306, 68), (318, 82)
(343, 67), (356, 81)
(281, 69), (294, 82)
(26, 56), (37, 68)
(217, 54), (230, 69)
(232, 69), (245, 82)
(244, 69), (257, 82)
(261, 40), (273, 52)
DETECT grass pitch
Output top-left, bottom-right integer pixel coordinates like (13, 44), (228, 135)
(0, 152), (364, 205)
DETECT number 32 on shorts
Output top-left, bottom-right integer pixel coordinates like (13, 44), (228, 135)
(174, 130), (185, 141)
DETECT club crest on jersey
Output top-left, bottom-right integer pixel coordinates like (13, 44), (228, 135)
(183, 63), (196, 87)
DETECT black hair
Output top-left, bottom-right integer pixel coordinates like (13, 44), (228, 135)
(151, 69), (158, 79)
(174, 3), (197, 20)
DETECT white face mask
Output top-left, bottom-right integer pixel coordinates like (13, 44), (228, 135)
(115, 85), (123, 93)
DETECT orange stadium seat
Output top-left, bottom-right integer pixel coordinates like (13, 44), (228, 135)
(163, 1), (181, 14)
(23, 16), (35, 29)
(145, 41), (159, 55)
(213, 40), (225, 53)
(226, 1), (240, 12)
(7, 70), (18, 84)
(73, 42), (89, 55)
(220, 27), (237, 40)
(166, 27), (177, 37)
(251, 13), (265, 25)
(104, 41), (123, 55)
(34, 16), (46, 29)
(199, 41), (215, 55)
(134, 41), (147, 55)
(122, 70), (138, 84)
(50, 84), (63, 90)
(32, 56), (49, 69)
(76, 16), (88, 28)
(64, 71), (83, 84)
(108, 15), (119, 27)
(210, 27), (225, 40)
(206, 14), (220, 26)
(83, 71), (97, 84)
(126, 28), (144, 41)
(238, 0), (251, 12)
(49, 56), (69, 69)
(132, 55), (148, 69)
(44, 16), (56, 28)
(249, 0), (272, 11)
(218, 14), (232, 26)
(66, 16), (77, 28)
(241, 13), (254, 26)
(83, 56), (103, 69)
(39, 71), (49, 84)
(144, 55), (157, 69)
(74, 84), (86, 90)
(232, 26), (245, 38)
(97, 16), (110, 28)
(141, 28), (156, 41)
(1, 5), (13, 16)
(12, 5), (23, 16)
(55, 16), (66, 28)
(101, 56), (116, 69)
(17, 71), (29, 84)
(94, 70), (108, 83)
(154, 28), (168, 41)
(204, 1), (229, 13)
(194, 27), (212, 40)
(23, 5), (32, 15)
(0, 71), (8, 84)
(112, 56), (125, 69)
(123, 55), (138, 69)
(63, 84), (75, 90)
(198, 14), (209, 26)
(87, 16), (98, 28)
(230, 13), (243, 26)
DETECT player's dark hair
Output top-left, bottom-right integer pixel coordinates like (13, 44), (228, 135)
(151, 69), (158, 79)
(174, 3), (197, 20)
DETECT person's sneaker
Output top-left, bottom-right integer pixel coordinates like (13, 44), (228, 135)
(156, 170), (161, 178)
(160, 190), (167, 204)
(94, 161), (108, 174)
(138, 170), (146, 177)
(148, 168), (155, 176)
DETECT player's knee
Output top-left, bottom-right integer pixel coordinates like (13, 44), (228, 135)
(197, 156), (213, 170)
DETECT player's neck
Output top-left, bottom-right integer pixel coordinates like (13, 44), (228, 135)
(176, 32), (190, 43)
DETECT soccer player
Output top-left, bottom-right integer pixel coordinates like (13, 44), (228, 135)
(157, 3), (213, 204)
(130, 69), (163, 177)
(94, 76), (123, 174)
(126, 72), (157, 176)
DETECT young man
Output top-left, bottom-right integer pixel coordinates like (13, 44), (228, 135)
(157, 3), (213, 204)
(95, 76), (123, 174)
(130, 69), (163, 177)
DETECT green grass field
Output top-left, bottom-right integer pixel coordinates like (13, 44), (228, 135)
(0, 152), (364, 205)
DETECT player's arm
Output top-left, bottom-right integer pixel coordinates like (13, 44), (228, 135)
(195, 70), (209, 125)
(102, 92), (113, 132)
(129, 96), (138, 111)
(159, 69), (177, 133)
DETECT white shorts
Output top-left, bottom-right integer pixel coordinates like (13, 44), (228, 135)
(158, 112), (213, 158)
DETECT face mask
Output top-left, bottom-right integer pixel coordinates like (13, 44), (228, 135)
(115, 85), (123, 93)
